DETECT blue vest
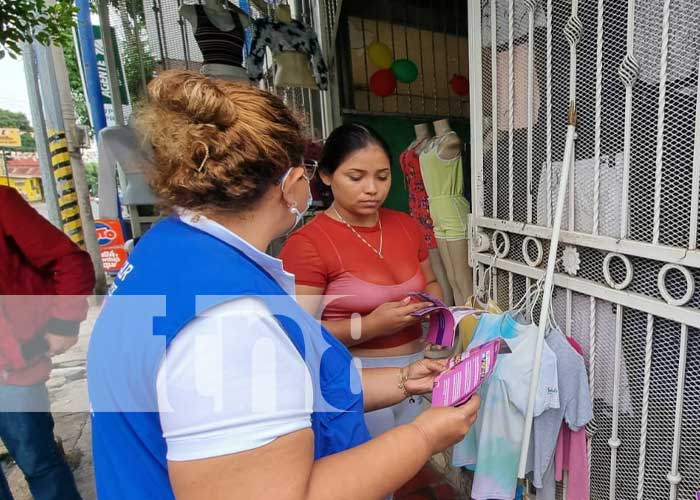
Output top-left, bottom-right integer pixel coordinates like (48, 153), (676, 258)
(88, 217), (370, 500)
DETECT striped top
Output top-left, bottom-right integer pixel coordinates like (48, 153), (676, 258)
(193, 5), (245, 67)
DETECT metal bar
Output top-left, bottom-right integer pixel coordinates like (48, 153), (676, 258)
(637, 314), (654, 500)
(361, 17), (370, 112)
(76, 0), (108, 134)
(588, 296), (597, 474)
(472, 252), (700, 330)
(652, 0), (672, 245)
(609, 303), (624, 500)
(473, 215), (700, 269)
(566, 0), (580, 233)
(593, 0), (604, 236)
(518, 113), (577, 478)
(526, 0), (535, 225)
(151, 0), (168, 68)
(376, 18), (384, 113)
(545, 0), (553, 227)
(98, 0), (125, 126)
(404, 4), (412, 114)
(417, 2), (427, 115)
(508, 0), (514, 222)
(341, 108), (472, 122)
(509, 272), (514, 308)
(431, 6), (438, 115)
(21, 42), (61, 227)
(668, 324), (688, 500)
(442, 1), (451, 116)
(390, 4), (399, 112)
(177, 0), (191, 69)
(619, 0), (639, 240)
(455, 0), (462, 117)
(689, 51), (700, 250)
(467, 0), (484, 222)
(491, 0), (498, 219)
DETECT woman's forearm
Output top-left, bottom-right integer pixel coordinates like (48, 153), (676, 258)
(307, 423), (432, 500)
(425, 280), (443, 302)
(361, 367), (406, 412)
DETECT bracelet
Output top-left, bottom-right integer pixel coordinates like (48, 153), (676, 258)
(398, 366), (410, 398)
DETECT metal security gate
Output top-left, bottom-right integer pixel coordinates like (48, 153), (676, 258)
(467, 0), (700, 499)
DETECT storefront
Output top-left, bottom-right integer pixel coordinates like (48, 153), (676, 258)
(96, 1), (700, 498)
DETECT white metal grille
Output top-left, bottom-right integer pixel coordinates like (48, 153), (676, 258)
(469, 0), (700, 498)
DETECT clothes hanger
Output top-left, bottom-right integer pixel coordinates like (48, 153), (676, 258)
(477, 240), (505, 305)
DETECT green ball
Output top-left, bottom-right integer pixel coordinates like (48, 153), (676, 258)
(391, 59), (418, 83)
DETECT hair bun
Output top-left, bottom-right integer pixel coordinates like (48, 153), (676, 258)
(148, 70), (238, 127)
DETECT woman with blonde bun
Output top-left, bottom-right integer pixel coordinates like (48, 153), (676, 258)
(87, 70), (479, 500)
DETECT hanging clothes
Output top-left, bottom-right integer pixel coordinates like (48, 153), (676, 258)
(530, 329), (593, 500)
(480, 0), (546, 48)
(537, 154), (633, 415)
(400, 141), (438, 250)
(419, 133), (471, 241)
(496, 42), (541, 131)
(457, 296), (502, 353)
(246, 18), (329, 90)
(451, 312), (560, 500)
(193, 4), (246, 68)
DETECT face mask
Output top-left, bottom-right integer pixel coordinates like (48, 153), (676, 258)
(280, 168), (313, 233)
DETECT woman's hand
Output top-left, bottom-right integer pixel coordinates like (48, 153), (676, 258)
(404, 358), (448, 396)
(365, 297), (432, 337)
(410, 395), (481, 455)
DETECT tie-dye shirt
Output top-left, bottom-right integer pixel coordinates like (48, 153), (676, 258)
(452, 313), (560, 499)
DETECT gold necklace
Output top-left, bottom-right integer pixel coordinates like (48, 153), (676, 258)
(331, 206), (384, 259)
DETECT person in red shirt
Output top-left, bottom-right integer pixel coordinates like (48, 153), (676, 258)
(0, 186), (95, 500)
(280, 124), (443, 440)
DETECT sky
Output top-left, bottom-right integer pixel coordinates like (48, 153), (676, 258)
(0, 56), (32, 122)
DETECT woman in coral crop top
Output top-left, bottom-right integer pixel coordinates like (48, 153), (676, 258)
(280, 124), (443, 438)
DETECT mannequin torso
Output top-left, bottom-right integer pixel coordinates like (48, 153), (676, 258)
(272, 5), (318, 89)
(180, 0), (250, 81)
(433, 119), (461, 159)
(413, 123), (433, 154)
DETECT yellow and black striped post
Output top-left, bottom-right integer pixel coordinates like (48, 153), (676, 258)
(48, 129), (84, 247)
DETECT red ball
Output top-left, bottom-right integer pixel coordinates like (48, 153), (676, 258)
(370, 69), (397, 97)
(450, 74), (469, 96)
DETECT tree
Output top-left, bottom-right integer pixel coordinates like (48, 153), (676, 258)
(84, 160), (98, 195)
(62, 34), (90, 127)
(0, 108), (36, 152)
(0, 0), (78, 59)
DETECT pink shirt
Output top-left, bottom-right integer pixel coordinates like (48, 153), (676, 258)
(555, 336), (590, 500)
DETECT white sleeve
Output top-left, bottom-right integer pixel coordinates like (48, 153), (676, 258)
(156, 297), (313, 461)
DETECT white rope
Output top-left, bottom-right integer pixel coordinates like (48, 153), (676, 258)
(652, 0), (672, 245)
(508, 0), (514, 222)
(637, 314), (654, 500)
(545, 0), (553, 228)
(593, 0), (604, 236)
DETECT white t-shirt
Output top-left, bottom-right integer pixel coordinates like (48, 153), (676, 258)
(451, 313), (560, 500)
(155, 213), (313, 461)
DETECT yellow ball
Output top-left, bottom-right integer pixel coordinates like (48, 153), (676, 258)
(367, 41), (393, 69)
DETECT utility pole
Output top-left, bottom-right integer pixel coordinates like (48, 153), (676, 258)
(21, 42), (62, 228)
(35, 42), (107, 293)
